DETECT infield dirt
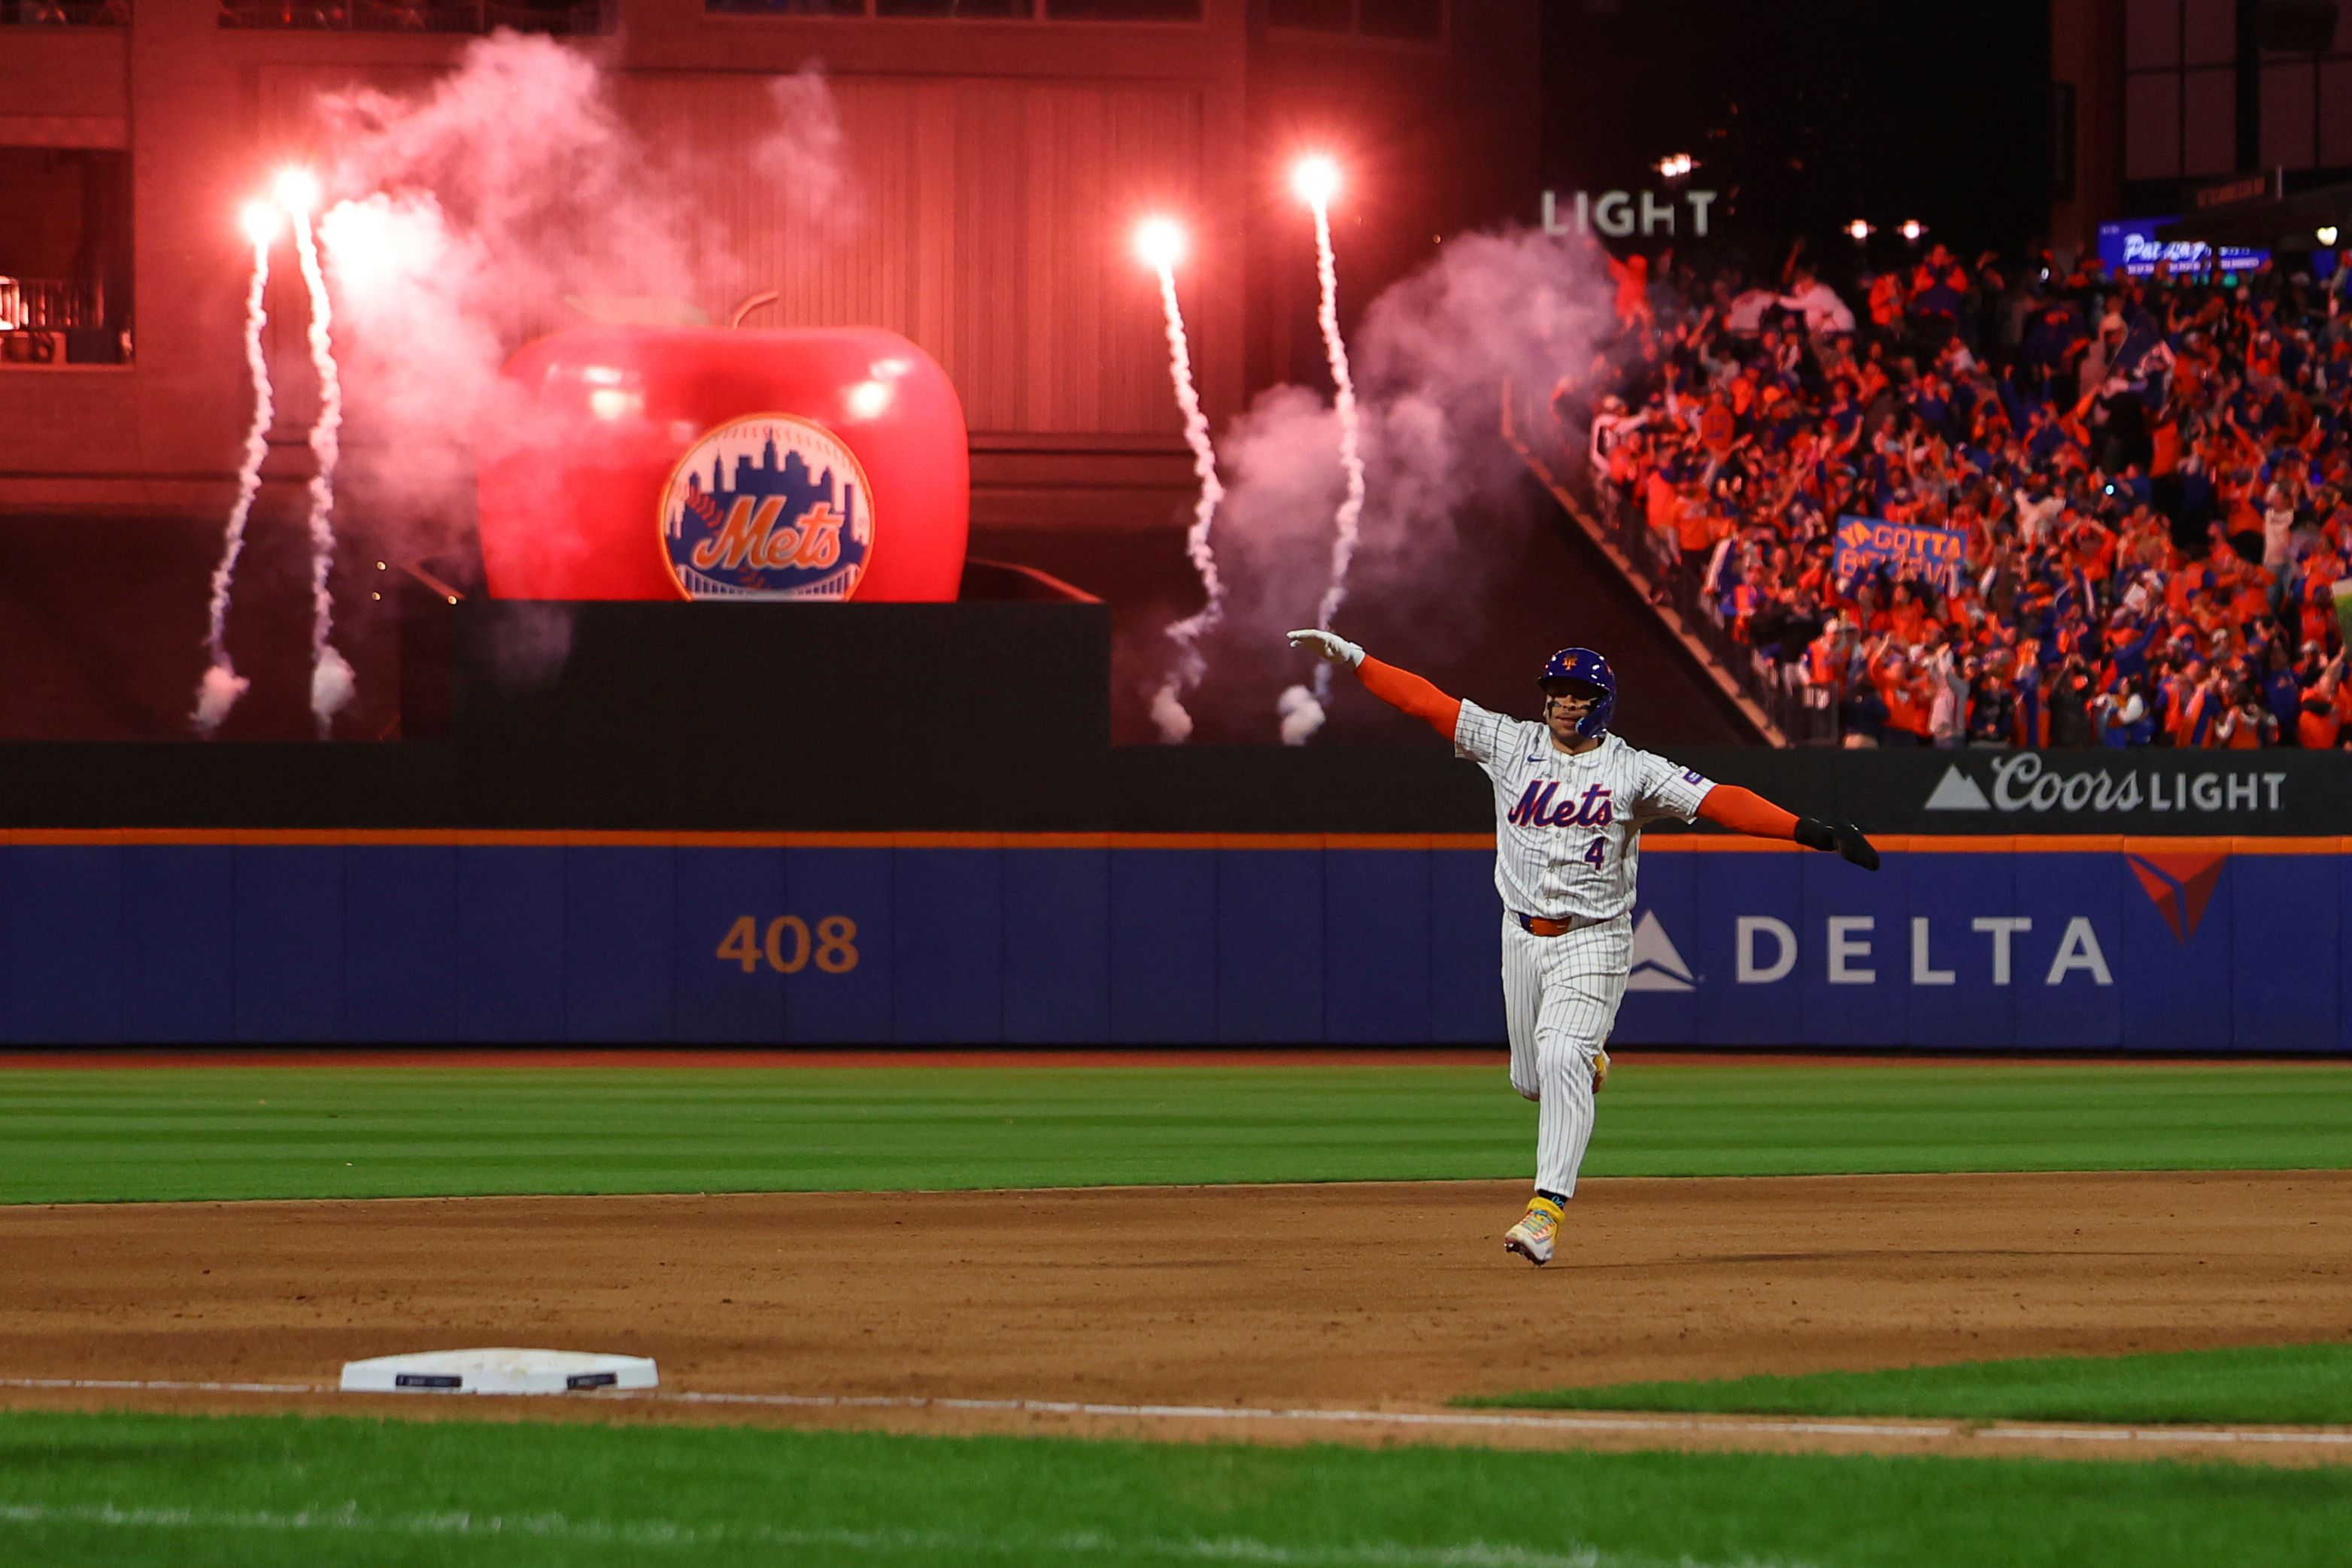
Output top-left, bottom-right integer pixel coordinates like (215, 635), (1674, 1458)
(4, 1171), (2347, 1463)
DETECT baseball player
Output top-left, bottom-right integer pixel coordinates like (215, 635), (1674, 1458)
(1286, 630), (1880, 1266)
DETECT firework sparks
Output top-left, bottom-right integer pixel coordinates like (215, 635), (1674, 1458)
(1278, 155), (1365, 746)
(284, 170), (354, 738)
(192, 202), (282, 737)
(1137, 218), (1227, 745)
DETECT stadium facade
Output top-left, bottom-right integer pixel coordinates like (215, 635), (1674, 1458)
(0, 0), (1538, 526)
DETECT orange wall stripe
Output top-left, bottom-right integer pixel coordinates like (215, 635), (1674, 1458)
(2119, 835), (2239, 856)
(0, 829), (2347, 854)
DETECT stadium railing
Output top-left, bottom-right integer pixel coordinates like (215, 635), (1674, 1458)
(1501, 381), (1826, 745)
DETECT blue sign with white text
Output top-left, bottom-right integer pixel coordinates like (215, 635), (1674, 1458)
(1833, 516), (1968, 594)
(2096, 217), (2269, 279)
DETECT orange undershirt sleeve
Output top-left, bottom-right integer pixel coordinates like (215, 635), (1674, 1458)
(1695, 784), (1801, 841)
(1356, 657), (1462, 741)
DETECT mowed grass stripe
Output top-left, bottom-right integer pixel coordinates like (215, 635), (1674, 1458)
(2, 1409), (2349, 1568)
(2, 1063), (2347, 1205)
(1465, 1342), (2352, 1426)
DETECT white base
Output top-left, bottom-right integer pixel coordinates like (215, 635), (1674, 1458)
(338, 1348), (658, 1396)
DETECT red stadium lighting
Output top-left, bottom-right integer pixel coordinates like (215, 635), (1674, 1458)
(239, 201), (280, 246)
(273, 166), (320, 217)
(1289, 155), (1341, 208)
(1134, 217), (1187, 271)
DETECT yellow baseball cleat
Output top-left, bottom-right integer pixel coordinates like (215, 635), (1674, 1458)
(1503, 1195), (1564, 1266)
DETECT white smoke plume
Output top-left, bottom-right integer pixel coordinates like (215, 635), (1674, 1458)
(1275, 684), (1324, 745)
(1191, 229), (1616, 741)
(478, 599), (577, 691)
(305, 32), (851, 571)
(754, 65), (854, 230)
(311, 644), (356, 730)
(193, 661), (250, 738)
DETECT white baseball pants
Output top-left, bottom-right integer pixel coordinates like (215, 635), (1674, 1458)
(1501, 912), (1631, 1200)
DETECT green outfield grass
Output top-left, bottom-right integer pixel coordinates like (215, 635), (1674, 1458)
(0, 1409), (2343, 1568)
(1465, 1342), (2352, 1425)
(2, 1061), (2347, 1206)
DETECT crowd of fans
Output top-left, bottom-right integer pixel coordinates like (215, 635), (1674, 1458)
(1567, 232), (2352, 748)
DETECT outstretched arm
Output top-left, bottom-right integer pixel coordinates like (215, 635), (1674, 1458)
(1698, 784), (1880, 870)
(1695, 784), (1798, 839)
(1285, 630), (1461, 740)
(1358, 658), (1461, 739)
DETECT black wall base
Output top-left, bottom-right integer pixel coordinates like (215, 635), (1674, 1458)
(0, 602), (2344, 836)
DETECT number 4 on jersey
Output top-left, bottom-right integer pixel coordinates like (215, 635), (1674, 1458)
(1582, 837), (1607, 869)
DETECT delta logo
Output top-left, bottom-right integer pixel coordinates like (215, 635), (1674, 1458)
(1622, 848), (2226, 996)
(1626, 910), (1696, 992)
(2123, 850), (2227, 944)
(1623, 908), (2115, 990)
(1627, 860), (2229, 992)
(660, 414), (874, 601)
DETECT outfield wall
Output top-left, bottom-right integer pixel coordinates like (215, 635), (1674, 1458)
(2, 833), (2342, 1051)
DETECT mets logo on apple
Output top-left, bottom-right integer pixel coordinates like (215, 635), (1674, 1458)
(659, 414), (875, 600)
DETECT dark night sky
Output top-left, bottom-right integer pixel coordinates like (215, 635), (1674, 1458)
(1542, 1), (2055, 268)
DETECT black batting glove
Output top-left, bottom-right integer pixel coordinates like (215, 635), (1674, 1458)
(1795, 817), (1880, 871)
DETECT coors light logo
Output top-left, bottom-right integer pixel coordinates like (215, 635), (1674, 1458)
(1924, 754), (2287, 815)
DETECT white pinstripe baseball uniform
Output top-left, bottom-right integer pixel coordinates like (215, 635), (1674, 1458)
(1453, 701), (1714, 1200)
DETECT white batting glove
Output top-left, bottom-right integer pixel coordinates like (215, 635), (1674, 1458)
(1285, 629), (1364, 668)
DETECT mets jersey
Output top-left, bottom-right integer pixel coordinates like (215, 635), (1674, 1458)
(1454, 700), (1715, 923)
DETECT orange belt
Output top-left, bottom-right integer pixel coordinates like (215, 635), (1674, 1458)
(1516, 912), (1588, 938)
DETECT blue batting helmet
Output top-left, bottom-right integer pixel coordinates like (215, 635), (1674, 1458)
(1537, 648), (1617, 738)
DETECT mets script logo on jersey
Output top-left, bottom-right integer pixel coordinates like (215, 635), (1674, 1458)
(660, 414), (875, 601)
(1507, 781), (1615, 828)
